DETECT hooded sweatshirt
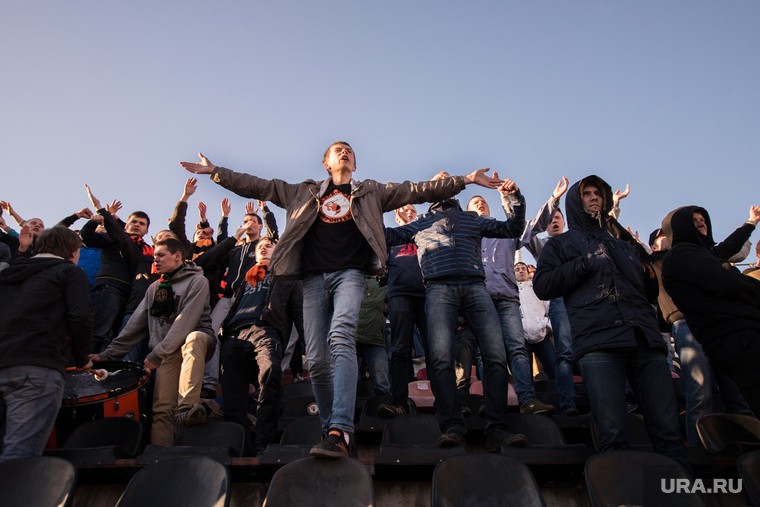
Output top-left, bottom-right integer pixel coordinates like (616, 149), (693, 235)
(98, 262), (214, 366)
(533, 175), (664, 360)
(0, 255), (92, 373)
(661, 206), (760, 352)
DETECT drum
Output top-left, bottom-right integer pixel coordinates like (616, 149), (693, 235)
(50, 361), (150, 447)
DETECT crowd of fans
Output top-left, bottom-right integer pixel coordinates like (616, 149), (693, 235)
(1, 141), (759, 470)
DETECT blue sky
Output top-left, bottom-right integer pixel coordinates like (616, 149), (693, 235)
(3, 1), (758, 263)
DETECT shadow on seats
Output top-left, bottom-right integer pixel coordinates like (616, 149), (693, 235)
(44, 417), (143, 466)
(260, 416), (323, 465)
(0, 456), (77, 507)
(374, 413), (465, 478)
(499, 413), (591, 466)
(696, 413), (760, 456)
(585, 450), (707, 507)
(355, 394), (417, 433)
(264, 456), (374, 507)
(116, 456), (230, 507)
(136, 420), (246, 465)
(432, 453), (545, 507)
(590, 412), (652, 452)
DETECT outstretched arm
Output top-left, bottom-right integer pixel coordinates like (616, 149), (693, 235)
(609, 183), (629, 220)
(0, 201), (25, 226)
(180, 152), (216, 175)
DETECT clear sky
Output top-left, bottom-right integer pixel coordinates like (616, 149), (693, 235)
(3, 1), (758, 263)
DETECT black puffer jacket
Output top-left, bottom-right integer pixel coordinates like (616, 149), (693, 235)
(0, 256), (92, 372)
(661, 206), (760, 352)
(533, 175), (664, 360)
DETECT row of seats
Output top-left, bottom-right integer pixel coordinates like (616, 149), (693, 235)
(4, 449), (760, 507)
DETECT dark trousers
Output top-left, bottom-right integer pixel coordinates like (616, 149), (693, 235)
(388, 295), (428, 406)
(705, 330), (760, 418)
(221, 324), (283, 451)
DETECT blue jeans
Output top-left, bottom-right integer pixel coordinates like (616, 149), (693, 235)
(549, 297), (576, 411)
(577, 342), (690, 471)
(0, 366), (65, 461)
(357, 343), (391, 395)
(388, 295), (428, 405)
(303, 269), (365, 434)
(90, 285), (128, 353)
(492, 299), (535, 406)
(427, 283), (511, 433)
(527, 338), (556, 379)
(671, 319), (713, 447)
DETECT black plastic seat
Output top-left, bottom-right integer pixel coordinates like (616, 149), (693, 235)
(116, 456), (230, 507)
(498, 413), (591, 465)
(277, 394), (320, 430)
(432, 453), (545, 507)
(136, 420), (246, 465)
(264, 456), (374, 507)
(0, 456), (77, 507)
(260, 416), (323, 465)
(279, 381), (315, 405)
(696, 413), (760, 456)
(736, 449), (760, 507)
(44, 416), (143, 466)
(354, 394), (418, 433)
(374, 413), (465, 473)
(585, 450), (707, 507)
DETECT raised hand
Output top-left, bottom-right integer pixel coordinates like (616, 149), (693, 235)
(233, 225), (246, 240)
(106, 200), (122, 216)
(245, 201), (259, 215)
(552, 177), (569, 199)
(18, 224), (33, 252)
(221, 198), (231, 217)
(198, 202), (208, 222)
(182, 177), (198, 201)
(257, 200), (267, 210)
(749, 205), (760, 225)
(613, 184), (630, 204)
(84, 184), (103, 210)
(180, 152), (216, 175)
(89, 214), (105, 226)
(465, 168), (501, 189)
(497, 178), (519, 195)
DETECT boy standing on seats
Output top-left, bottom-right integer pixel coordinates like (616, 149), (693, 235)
(92, 238), (215, 446)
(218, 237), (293, 456)
(181, 142), (500, 457)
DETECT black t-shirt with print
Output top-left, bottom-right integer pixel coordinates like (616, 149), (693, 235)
(301, 181), (372, 275)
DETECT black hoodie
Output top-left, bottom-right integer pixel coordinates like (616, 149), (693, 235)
(0, 256), (92, 373)
(661, 206), (760, 352)
(533, 175), (664, 360)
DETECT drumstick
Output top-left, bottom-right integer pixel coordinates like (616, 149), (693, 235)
(93, 369), (108, 381)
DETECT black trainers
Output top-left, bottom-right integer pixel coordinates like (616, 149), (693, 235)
(310, 429), (354, 458)
(520, 397), (555, 415)
(485, 425), (527, 452)
(378, 403), (407, 418)
(175, 404), (207, 430)
(438, 429), (466, 447)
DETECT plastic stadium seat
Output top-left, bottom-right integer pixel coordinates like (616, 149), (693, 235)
(585, 450), (707, 507)
(136, 420), (246, 465)
(116, 456), (230, 507)
(736, 449), (760, 507)
(44, 416), (143, 466)
(432, 453), (545, 507)
(499, 413), (591, 465)
(0, 456), (77, 507)
(264, 456), (374, 507)
(260, 416), (323, 465)
(696, 413), (760, 456)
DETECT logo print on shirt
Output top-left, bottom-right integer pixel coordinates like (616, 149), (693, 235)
(319, 188), (352, 224)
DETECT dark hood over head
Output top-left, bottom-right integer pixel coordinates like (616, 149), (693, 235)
(662, 205), (715, 250)
(428, 197), (462, 213)
(565, 175), (613, 232)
